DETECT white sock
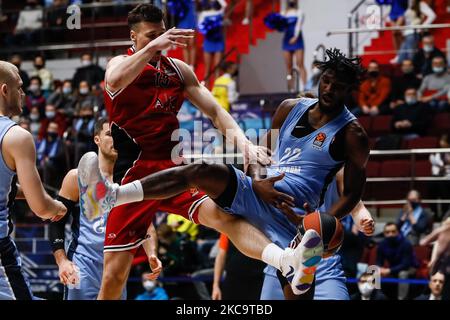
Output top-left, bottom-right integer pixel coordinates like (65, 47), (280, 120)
(261, 243), (284, 271)
(115, 180), (144, 207)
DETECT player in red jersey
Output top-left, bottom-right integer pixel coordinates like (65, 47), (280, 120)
(94, 4), (310, 299)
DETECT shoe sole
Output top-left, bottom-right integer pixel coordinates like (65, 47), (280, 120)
(291, 230), (323, 295)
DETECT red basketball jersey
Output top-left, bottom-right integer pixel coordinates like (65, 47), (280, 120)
(104, 47), (185, 159)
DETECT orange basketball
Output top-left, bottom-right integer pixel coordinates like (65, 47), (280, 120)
(299, 211), (344, 258)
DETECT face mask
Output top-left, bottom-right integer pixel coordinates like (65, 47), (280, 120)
(368, 71), (379, 78)
(358, 282), (374, 297)
(79, 88), (89, 95)
(432, 67), (445, 74)
(402, 67), (414, 74)
(45, 111), (55, 119)
(81, 60), (92, 67)
(30, 113), (39, 121)
(29, 84), (40, 93)
(30, 122), (40, 133)
(34, 64), (43, 70)
(62, 87), (72, 95)
(410, 201), (420, 209)
(143, 280), (156, 292)
(387, 235), (399, 245)
(405, 97), (417, 105)
(423, 44), (434, 53)
(82, 115), (93, 121)
(47, 132), (58, 140)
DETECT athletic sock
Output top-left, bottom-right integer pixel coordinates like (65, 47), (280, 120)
(261, 243), (284, 272)
(115, 180), (144, 207)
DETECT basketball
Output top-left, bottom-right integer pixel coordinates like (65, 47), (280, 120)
(298, 211), (344, 258)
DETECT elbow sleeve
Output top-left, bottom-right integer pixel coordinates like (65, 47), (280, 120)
(49, 196), (75, 252)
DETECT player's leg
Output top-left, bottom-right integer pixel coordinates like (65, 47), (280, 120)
(204, 51), (212, 85)
(97, 250), (134, 300)
(283, 51), (294, 91)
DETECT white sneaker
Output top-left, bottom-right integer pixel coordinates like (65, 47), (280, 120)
(78, 152), (118, 221)
(280, 229), (323, 295)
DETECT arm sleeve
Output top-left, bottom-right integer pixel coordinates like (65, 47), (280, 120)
(390, 244), (413, 274)
(420, 1), (436, 25)
(49, 195), (76, 252)
(293, 10), (304, 38)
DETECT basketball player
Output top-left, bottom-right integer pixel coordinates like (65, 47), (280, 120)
(264, 168), (375, 300)
(0, 61), (66, 300)
(89, 4), (310, 299)
(49, 117), (162, 300)
(79, 48), (369, 298)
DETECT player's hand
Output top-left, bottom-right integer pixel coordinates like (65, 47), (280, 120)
(252, 173), (295, 209)
(51, 199), (67, 222)
(145, 255), (163, 281)
(420, 220), (450, 273)
(58, 259), (77, 285)
(359, 217), (375, 236)
(212, 284), (222, 300)
(148, 27), (194, 52)
(243, 143), (272, 173)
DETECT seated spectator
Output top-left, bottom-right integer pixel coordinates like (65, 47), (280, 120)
(391, 87), (428, 139)
(212, 61), (238, 112)
(390, 59), (422, 110)
(429, 134), (450, 218)
(135, 273), (169, 300)
(36, 121), (66, 189)
(30, 55), (54, 94)
(415, 271), (446, 300)
(167, 214), (199, 241)
(72, 102), (96, 163)
(9, 0), (43, 46)
(376, 222), (418, 300)
(25, 76), (46, 115)
(47, 79), (77, 117)
(72, 53), (105, 88)
(396, 190), (431, 244)
(28, 105), (42, 140)
(9, 54), (30, 89)
(357, 60), (391, 116)
(38, 104), (67, 140)
(418, 56), (450, 112)
(413, 34), (446, 77)
(74, 80), (101, 113)
(351, 272), (387, 300)
(46, 0), (67, 43)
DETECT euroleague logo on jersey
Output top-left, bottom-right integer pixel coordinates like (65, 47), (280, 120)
(313, 132), (326, 150)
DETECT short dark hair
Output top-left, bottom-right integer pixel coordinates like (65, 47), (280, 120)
(384, 222), (397, 230)
(30, 76), (42, 86)
(219, 61), (235, 73)
(317, 48), (365, 89)
(94, 117), (109, 136)
(127, 4), (164, 30)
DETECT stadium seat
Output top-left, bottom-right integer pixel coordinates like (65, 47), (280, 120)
(371, 115), (393, 137)
(357, 116), (372, 135)
(429, 113), (450, 136)
(366, 161), (381, 177)
(404, 137), (439, 149)
(414, 160), (432, 177)
(380, 160), (411, 177)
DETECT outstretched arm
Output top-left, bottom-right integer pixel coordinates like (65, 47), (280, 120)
(142, 223), (162, 280)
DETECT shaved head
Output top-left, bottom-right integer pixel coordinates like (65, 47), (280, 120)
(0, 60), (24, 117)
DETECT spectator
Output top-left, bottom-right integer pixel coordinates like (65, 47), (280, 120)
(418, 56), (450, 112)
(280, 0), (306, 92)
(72, 103), (96, 163)
(18, 117), (30, 132)
(167, 214), (199, 241)
(46, 0), (67, 43)
(36, 121), (66, 189)
(391, 87), (429, 139)
(381, 0), (409, 61)
(198, 0), (227, 86)
(304, 60), (321, 96)
(72, 53), (105, 88)
(9, 54), (30, 89)
(429, 134), (450, 218)
(224, 0), (252, 25)
(351, 272), (387, 300)
(135, 273), (169, 300)
(376, 222), (418, 300)
(28, 105), (42, 140)
(390, 59), (422, 110)
(30, 55), (54, 93)
(47, 79), (77, 117)
(357, 60), (392, 116)
(10, 0), (43, 46)
(397, 0), (436, 64)
(415, 271), (446, 300)
(38, 104), (67, 140)
(74, 80), (100, 114)
(25, 76), (46, 115)
(211, 233), (264, 300)
(396, 190), (431, 244)
(413, 34), (446, 77)
(212, 61), (238, 112)
(175, 0), (197, 69)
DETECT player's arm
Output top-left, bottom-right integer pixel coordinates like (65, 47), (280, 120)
(328, 122), (369, 220)
(3, 126), (66, 221)
(335, 169), (375, 236)
(212, 235), (228, 300)
(175, 59), (271, 167)
(49, 169), (79, 285)
(142, 223), (162, 280)
(106, 28), (194, 92)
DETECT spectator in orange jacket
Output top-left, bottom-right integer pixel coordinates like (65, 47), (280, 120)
(358, 61), (392, 116)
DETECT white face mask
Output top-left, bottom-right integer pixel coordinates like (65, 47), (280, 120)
(433, 66), (445, 74)
(358, 282), (374, 297)
(45, 111), (55, 119)
(79, 87), (89, 95)
(423, 44), (434, 53)
(143, 280), (156, 292)
(30, 113), (39, 121)
(81, 60), (92, 67)
(29, 84), (40, 93)
(405, 96), (417, 105)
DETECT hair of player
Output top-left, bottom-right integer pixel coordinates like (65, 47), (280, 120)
(316, 48), (365, 89)
(94, 117), (109, 136)
(128, 4), (164, 30)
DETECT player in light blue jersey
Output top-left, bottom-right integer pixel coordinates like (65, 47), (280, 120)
(78, 48), (370, 298)
(49, 117), (162, 300)
(0, 61), (66, 300)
